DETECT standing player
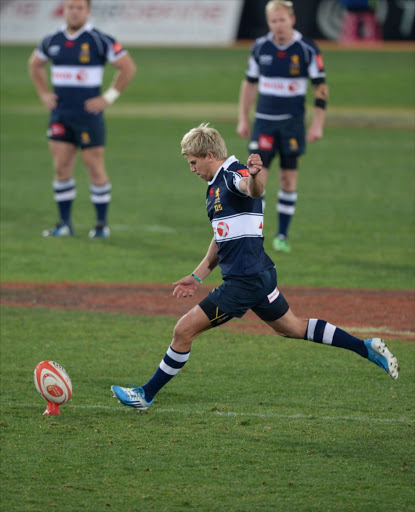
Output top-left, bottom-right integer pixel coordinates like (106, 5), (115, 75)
(28, 0), (136, 238)
(111, 124), (399, 412)
(237, 0), (328, 253)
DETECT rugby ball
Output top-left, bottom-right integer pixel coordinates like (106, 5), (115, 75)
(34, 360), (72, 405)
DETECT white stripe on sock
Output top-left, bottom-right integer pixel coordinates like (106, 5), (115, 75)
(167, 346), (190, 363)
(322, 323), (336, 345)
(159, 360), (181, 376)
(307, 319), (317, 340)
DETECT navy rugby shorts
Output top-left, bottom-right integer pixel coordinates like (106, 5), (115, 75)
(48, 112), (105, 149)
(249, 116), (305, 168)
(199, 267), (289, 327)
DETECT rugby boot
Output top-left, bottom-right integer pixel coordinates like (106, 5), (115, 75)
(42, 221), (74, 237)
(111, 385), (154, 411)
(364, 338), (399, 380)
(88, 223), (110, 239)
(272, 235), (291, 253)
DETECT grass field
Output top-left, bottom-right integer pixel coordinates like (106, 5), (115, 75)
(1, 45), (414, 511)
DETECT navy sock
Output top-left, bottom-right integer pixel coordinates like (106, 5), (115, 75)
(53, 179), (76, 225)
(277, 190), (297, 238)
(305, 319), (368, 358)
(90, 182), (111, 225)
(142, 345), (190, 401)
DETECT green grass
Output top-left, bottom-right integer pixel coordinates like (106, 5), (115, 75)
(1, 306), (414, 512)
(0, 45), (414, 511)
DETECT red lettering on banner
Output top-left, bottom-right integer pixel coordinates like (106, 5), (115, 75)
(258, 135), (274, 151)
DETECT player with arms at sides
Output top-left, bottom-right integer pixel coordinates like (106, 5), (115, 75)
(237, 0), (328, 253)
(111, 124), (399, 412)
(28, 0), (136, 238)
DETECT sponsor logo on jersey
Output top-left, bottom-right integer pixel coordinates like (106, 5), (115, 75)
(288, 81), (301, 93)
(277, 51), (286, 58)
(79, 43), (90, 63)
(113, 42), (124, 54)
(215, 221), (230, 238)
(258, 134), (274, 151)
(316, 53), (324, 71)
(49, 45), (60, 56)
(238, 169), (250, 178)
(65, 40), (75, 48)
(76, 69), (88, 82)
(259, 54), (273, 65)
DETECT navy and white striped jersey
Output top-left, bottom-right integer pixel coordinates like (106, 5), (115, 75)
(36, 23), (126, 117)
(206, 156), (275, 278)
(246, 30), (326, 120)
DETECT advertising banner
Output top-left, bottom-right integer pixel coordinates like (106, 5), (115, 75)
(0, 0), (244, 45)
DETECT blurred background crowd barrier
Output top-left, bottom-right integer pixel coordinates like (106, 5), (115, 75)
(0, 0), (414, 45)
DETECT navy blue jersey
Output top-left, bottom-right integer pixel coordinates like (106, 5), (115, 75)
(206, 156), (275, 278)
(36, 22), (126, 117)
(246, 30), (325, 119)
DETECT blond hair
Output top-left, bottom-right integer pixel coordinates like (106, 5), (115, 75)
(181, 123), (227, 160)
(265, 0), (294, 16)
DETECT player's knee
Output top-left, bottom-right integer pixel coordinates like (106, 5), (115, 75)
(172, 317), (194, 351)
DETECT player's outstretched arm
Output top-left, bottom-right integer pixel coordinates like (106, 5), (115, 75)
(173, 238), (219, 298)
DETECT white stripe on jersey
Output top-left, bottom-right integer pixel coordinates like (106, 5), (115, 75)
(51, 65), (104, 87)
(258, 76), (308, 98)
(212, 213), (263, 242)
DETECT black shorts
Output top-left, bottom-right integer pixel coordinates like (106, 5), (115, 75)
(248, 116), (305, 168)
(48, 112), (106, 149)
(199, 267), (289, 327)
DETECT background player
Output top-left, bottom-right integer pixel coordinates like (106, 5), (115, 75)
(28, 0), (136, 238)
(111, 124), (398, 412)
(237, 0), (328, 253)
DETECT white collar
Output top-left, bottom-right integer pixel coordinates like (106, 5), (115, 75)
(208, 156), (238, 185)
(267, 29), (302, 50)
(62, 22), (93, 40)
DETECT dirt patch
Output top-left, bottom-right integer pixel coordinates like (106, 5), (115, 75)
(1, 282), (414, 341)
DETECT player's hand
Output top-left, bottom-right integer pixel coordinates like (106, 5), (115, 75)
(307, 122), (323, 143)
(247, 153), (262, 176)
(172, 276), (200, 298)
(237, 119), (250, 139)
(84, 96), (110, 114)
(40, 92), (58, 111)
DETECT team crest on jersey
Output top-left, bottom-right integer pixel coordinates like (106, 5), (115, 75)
(81, 132), (91, 145)
(79, 43), (90, 63)
(289, 54), (300, 75)
(214, 188), (222, 212)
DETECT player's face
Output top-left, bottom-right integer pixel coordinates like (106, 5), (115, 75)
(64, 0), (90, 32)
(267, 7), (295, 45)
(187, 154), (214, 182)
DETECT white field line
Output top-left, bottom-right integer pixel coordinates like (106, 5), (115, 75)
(2, 402), (412, 424)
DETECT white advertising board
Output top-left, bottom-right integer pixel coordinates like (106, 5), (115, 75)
(0, 0), (243, 46)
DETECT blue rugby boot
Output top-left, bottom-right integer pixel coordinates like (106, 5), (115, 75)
(111, 385), (154, 411)
(42, 221), (74, 237)
(88, 223), (110, 239)
(364, 338), (399, 380)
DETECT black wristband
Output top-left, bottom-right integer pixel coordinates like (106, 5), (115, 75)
(315, 98), (327, 110)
